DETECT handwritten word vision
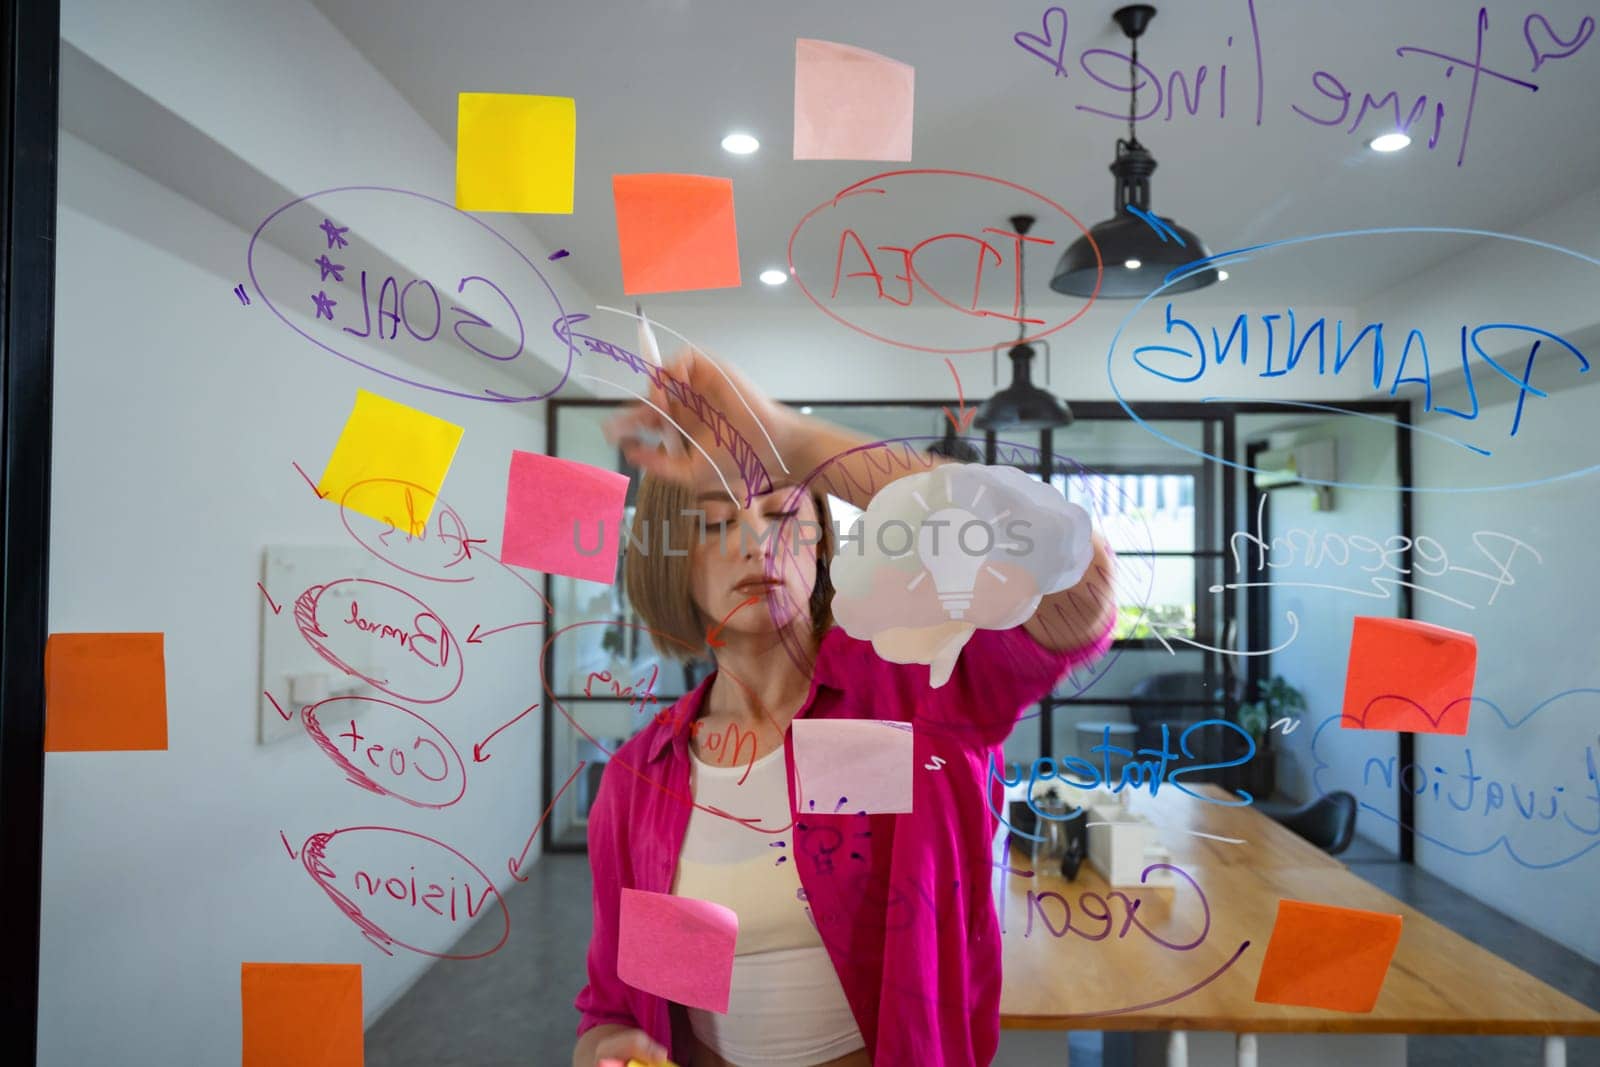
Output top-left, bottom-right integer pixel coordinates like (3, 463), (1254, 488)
(1221, 494), (1541, 611)
(1015, 2), (1594, 166)
(1130, 307), (1589, 439)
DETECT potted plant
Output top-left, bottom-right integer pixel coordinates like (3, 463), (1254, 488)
(1234, 675), (1307, 800)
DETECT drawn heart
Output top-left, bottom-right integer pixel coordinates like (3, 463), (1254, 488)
(1524, 12), (1594, 73)
(1015, 7), (1070, 78)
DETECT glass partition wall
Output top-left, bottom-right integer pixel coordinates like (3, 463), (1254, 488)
(541, 398), (1410, 852)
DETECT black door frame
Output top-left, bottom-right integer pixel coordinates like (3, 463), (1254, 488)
(1, 0), (61, 1059)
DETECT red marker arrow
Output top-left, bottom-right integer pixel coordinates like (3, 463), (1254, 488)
(706, 595), (761, 649)
(509, 761), (586, 882)
(264, 690), (292, 722)
(461, 537), (488, 560)
(279, 831), (299, 860)
(256, 582), (282, 615)
(942, 357), (976, 433)
(466, 620), (544, 645)
(292, 461), (331, 500)
(473, 703), (538, 763)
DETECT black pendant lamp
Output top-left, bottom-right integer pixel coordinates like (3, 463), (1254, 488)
(975, 214), (1073, 431)
(1050, 4), (1217, 299)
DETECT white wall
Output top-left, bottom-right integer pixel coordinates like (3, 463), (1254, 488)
(42, 0), (605, 1061)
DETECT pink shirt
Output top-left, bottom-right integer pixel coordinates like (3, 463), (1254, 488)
(575, 621), (1114, 1064)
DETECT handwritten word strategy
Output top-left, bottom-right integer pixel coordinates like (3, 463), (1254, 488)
(1128, 305), (1588, 440)
(1014, 2), (1593, 166)
(989, 719), (1259, 839)
(1220, 494), (1540, 611)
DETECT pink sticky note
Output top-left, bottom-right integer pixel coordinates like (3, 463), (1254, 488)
(500, 450), (629, 583)
(617, 889), (738, 1013)
(794, 39), (915, 161)
(792, 719), (914, 814)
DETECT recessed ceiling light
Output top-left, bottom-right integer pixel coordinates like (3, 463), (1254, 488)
(758, 268), (787, 286)
(721, 132), (759, 155)
(1217, 270), (1230, 281)
(800, 406), (813, 414)
(1124, 258), (1142, 270)
(1369, 132), (1411, 153)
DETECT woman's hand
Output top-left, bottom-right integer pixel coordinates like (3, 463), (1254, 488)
(576, 1024), (674, 1067)
(603, 346), (796, 497)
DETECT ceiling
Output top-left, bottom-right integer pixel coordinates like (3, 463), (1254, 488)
(311, 0), (1600, 318)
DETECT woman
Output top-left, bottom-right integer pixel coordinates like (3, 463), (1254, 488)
(574, 349), (1117, 1067)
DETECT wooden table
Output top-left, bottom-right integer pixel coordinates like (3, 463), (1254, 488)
(996, 785), (1600, 1066)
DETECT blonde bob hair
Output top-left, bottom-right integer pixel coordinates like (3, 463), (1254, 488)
(623, 475), (835, 662)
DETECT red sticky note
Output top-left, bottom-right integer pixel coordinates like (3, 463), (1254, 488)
(500, 450), (629, 584)
(612, 174), (741, 295)
(1254, 899), (1402, 1013)
(1340, 616), (1477, 735)
(617, 889), (738, 1013)
(45, 632), (167, 752)
(792, 719), (914, 814)
(241, 962), (363, 1067)
(794, 39), (915, 161)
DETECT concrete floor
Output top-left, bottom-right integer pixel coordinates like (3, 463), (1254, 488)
(365, 848), (1600, 1067)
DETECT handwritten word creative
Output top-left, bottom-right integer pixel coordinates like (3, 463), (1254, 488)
(1224, 494), (1541, 611)
(787, 170), (1098, 354)
(1014, 3), (1594, 166)
(248, 186), (572, 403)
(301, 826), (510, 959)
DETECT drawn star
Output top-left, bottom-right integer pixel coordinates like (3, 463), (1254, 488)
(312, 290), (337, 320)
(318, 218), (350, 249)
(314, 254), (345, 282)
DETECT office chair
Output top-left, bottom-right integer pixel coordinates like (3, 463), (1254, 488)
(1258, 791), (1358, 855)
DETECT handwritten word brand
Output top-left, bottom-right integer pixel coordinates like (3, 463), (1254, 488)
(345, 599), (451, 667)
(1015, 3), (1593, 167)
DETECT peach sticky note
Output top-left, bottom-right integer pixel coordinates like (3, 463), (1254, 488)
(500, 450), (629, 584)
(794, 39), (915, 161)
(612, 174), (741, 295)
(317, 390), (464, 531)
(241, 962), (363, 1067)
(792, 719), (914, 815)
(45, 632), (167, 752)
(1340, 616), (1477, 735)
(618, 889), (738, 1013)
(1254, 899), (1403, 1013)
(455, 92), (576, 214)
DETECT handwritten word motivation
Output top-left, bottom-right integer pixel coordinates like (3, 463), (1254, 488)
(1015, 3), (1593, 167)
(989, 720), (1257, 837)
(1130, 306), (1589, 439)
(1311, 692), (1600, 869)
(787, 170), (1098, 354)
(1221, 495), (1541, 611)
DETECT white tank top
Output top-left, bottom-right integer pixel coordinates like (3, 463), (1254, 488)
(672, 744), (867, 1065)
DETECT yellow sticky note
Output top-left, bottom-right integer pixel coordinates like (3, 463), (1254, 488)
(456, 92), (576, 213)
(317, 390), (464, 530)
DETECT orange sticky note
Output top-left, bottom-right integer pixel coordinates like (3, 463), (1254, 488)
(241, 962), (363, 1067)
(612, 174), (740, 295)
(1340, 616), (1477, 735)
(794, 39), (915, 161)
(1254, 899), (1402, 1013)
(45, 633), (167, 752)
